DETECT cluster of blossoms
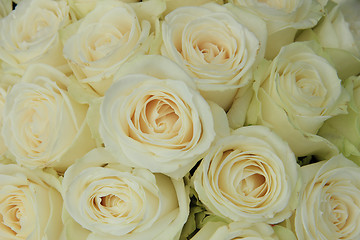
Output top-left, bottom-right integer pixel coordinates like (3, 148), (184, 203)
(0, 0), (359, 239)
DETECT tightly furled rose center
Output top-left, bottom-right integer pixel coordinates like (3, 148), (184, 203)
(129, 91), (192, 147)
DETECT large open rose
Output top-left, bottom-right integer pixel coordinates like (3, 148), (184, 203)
(294, 154), (360, 239)
(99, 55), (216, 179)
(229, 42), (349, 158)
(0, 0), (70, 70)
(63, 0), (155, 95)
(0, 164), (63, 240)
(193, 125), (300, 224)
(161, 3), (266, 109)
(1, 64), (95, 171)
(62, 148), (189, 240)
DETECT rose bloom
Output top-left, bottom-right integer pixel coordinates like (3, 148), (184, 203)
(294, 154), (360, 239)
(0, 163), (63, 240)
(63, 0), (153, 95)
(62, 148), (189, 240)
(190, 221), (280, 240)
(161, 3), (266, 109)
(229, 0), (325, 58)
(228, 42), (349, 158)
(1, 64), (96, 171)
(0, 0), (70, 70)
(193, 125), (300, 224)
(297, 3), (360, 79)
(319, 75), (360, 166)
(99, 55), (216, 179)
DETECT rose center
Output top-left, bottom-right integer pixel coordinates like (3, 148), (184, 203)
(239, 167), (267, 198)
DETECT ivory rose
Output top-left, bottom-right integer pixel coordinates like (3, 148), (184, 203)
(0, 0), (70, 70)
(0, 164), (63, 240)
(99, 55), (216, 179)
(229, 0), (326, 58)
(62, 148), (189, 240)
(296, 2), (360, 79)
(63, 0), (156, 95)
(190, 221), (280, 240)
(228, 42), (349, 158)
(1, 64), (96, 171)
(161, 3), (266, 109)
(294, 154), (360, 239)
(193, 125), (300, 224)
(319, 75), (360, 166)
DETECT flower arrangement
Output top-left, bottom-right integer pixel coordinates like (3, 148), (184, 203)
(0, 0), (359, 239)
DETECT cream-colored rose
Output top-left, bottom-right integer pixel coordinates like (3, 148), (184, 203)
(0, 0), (70, 71)
(0, 164), (63, 240)
(294, 154), (360, 239)
(63, 0), (157, 95)
(193, 125), (300, 224)
(100, 75), (215, 178)
(229, 42), (349, 158)
(161, 3), (266, 109)
(163, 0), (224, 15)
(230, 0), (325, 58)
(319, 75), (360, 166)
(191, 221), (280, 240)
(2, 64), (96, 171)
(62, 148), (189, 240)
(296, 3), (360, 79)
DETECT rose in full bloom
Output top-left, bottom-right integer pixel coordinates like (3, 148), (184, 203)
(228, 42), (349, 158)
(161, 3), (266, 109)
(294, 154), (360, 239)
(0, 0), (70, 70)
(0, 164), (63, 240)
(193, 125), (300, 224)
(319, 75), (360, 166)
(63, 0), (155, 95)
(62, 148), (189, 240)
(2, 64), (96, 171)
(99, 55), (216, 179)
(190, 221), (281, 240)
(229, 0), (326, 58)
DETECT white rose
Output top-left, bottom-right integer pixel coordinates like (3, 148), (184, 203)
(193, 125), (300, 224)
(0, 164), (63, 240)
(230, 0), (326, 58)
(191, 221), (279, 240)
(229, 42), (349, 157)
(0, 0), (70, 70)
(62, 148), (189, 240)
(161, 3), (266, 109)
(294, 154), (360, 239)
(296, 3), (360, 79)
(63, 0), (154, 95)
(2, 64), (96, 171)
(99, 55), (216, 179)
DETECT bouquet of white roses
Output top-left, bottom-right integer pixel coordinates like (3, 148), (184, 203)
(0, 0), (359, 239)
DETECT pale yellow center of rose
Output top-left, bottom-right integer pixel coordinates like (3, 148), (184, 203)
(193, 36), (230, 64)
(0, 188), (32, 238)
